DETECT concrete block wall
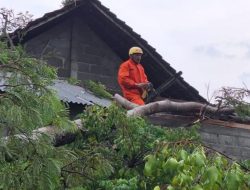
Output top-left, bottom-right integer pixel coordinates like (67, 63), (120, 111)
(24, 18), (72, 77)
(148, 114), (250, 160)
(24, 15), (123, 93)
(71, 16), (122, 92)
(200, 124), (250, 160)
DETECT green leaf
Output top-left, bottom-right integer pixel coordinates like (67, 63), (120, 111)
(225, 172), (241, 190)
(163, 158), (179, 174)
(144, 155), (158, 176)
(154, 185), (161, 190)
(203, 166), (221, 188)
(191, 185), (203, 190)
(177, 149), (188, 161)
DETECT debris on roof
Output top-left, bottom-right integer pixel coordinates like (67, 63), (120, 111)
(0, 77), (112, 107)
(50, 80), (112, 107)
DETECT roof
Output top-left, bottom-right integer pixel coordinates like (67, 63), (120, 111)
(50, 80), (111, 107)
(0, 77), (111, 107)
(11, 0), (207, 102)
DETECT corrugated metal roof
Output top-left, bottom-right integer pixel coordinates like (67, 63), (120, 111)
(50, 80), (112, 107)
(0, 77), (111, 107)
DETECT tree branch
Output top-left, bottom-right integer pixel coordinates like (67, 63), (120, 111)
(113, 94), (234, 117)
(113, 94), (138, 110)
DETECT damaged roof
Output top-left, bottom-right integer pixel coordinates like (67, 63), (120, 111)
(50, 80), (111, 107)
(0, 78), (111, 107)
(11, 0), (206, 102)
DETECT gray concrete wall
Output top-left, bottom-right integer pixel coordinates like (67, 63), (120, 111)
(24, 18), (72, 77)
(148, 114), (250, 160)
(24, 15), (122, 93)
(71, 16), (122, 92)
(200, 125), (250, 160)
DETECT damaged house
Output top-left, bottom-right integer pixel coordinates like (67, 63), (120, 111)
(11, 0), (205, 102)
(10, 0), (250, 160)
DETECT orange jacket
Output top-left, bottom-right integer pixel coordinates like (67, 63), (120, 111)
(118, 59), (148, 105)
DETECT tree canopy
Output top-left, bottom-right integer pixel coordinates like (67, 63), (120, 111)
(0, 8), (250, 190)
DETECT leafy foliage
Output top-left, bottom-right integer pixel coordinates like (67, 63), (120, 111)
(83, 80), (113, 99)
(0, 41), (72, 134)
(145, 147), (250, 190)
(215, 87), (250, 117)
(0, 135), (76, 190)
(0, 8), (249, 190)
(67, 77), (81, 85)
(0, 8), (33, 48)
(58, 105), (249, 190)
(0, 8), (32, 34)
(0, 39), (76, 189)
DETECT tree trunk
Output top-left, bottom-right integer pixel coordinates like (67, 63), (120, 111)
(113, 94), (137, 110)
(33, 119), (86, 146)
(113, 94), (234, 117)
(4, 95), (237, 147)
(4, 119), (85, 146)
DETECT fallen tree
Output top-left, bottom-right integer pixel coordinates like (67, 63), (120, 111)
(3, 9), (249, 189)
(2, 93), (247, 150)
(23, 94), (239, 146)
(33, 119), (84, 146)
(113, 94), (235, 117)
(113, 94), (138, 110)
(114, 94), (250, 124)
(7, 94), (247, 147)
(3, 119), (84, 147)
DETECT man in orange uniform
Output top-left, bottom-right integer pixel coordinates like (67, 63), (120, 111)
(118, 47), (152, 105)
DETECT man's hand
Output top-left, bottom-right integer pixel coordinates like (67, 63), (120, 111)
(135, 82), (153, 90)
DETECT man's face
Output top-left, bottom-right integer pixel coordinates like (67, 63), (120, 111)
(130, 53), (142, 64)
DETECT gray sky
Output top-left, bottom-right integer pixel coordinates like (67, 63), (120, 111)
(1, 0), (250, 100)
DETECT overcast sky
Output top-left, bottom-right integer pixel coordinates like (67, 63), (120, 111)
(1, 0), (250, 100)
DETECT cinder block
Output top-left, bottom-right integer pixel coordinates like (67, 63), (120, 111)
(206, 143), (242, 159)
(200, 124), (250, 138)
(241, 147), (250, 159)
(200, 132), (219, 144)
(238, 137), (250, 148)
(78, 62), (90, 72)
(217, 134), (239, 146)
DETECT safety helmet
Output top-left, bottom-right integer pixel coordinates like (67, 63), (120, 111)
(129, 47), (143, 55)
